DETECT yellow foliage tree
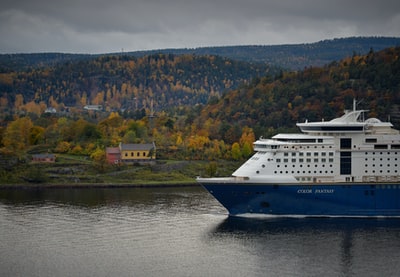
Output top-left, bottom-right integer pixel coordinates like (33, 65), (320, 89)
(2, 117), (33, 151)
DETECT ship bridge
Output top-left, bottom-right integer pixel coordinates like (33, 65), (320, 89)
(295, 106), (397, 135)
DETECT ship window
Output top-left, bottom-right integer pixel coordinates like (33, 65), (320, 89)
(321, 152), (326, 156)
(299, 159), (304, 163)
(299, 153), (304, 156)
(276, 159), (281, 162)
(256, 171), (259, 174)
(329, 159), (334, 163)
(392, 145), (400, 149)
(292, 153), (296, 156)
(292, 159), (296, 162)
(314, 152), (318, 156)
(366, 138), (377, 143)
(284, 159), (288, 162)
(262, 164), (265, 168)
(329, 152), (334, 156)
(314, 159), (318, 163)
(375, 145), (387, 149)
(306, 152), (311, 156)
(284, 153), (288, 156)
(306, 159), (311, 163)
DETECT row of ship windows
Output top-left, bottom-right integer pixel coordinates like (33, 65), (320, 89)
(257, 151), (398, 157)
(257, 169), (400, 175)
(276, 159), (400, 164)
(276, 159), (333, 167)
(365, 158), (399, 161)
(365, 164), (398, 167)
(270, 170), (335, 174)
(277, 158), (335, 163)
(364, 152), (399, 155)
(282, 152), (334, 157)
(365, 170), (399, 173)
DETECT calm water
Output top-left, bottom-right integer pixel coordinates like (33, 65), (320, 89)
(1, 186), (400, 277)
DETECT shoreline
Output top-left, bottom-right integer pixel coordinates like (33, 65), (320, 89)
(0, 181), (199, 189)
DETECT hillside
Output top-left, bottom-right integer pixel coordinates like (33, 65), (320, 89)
(0, 45), (399, 168)
(197, 46), (400, 142)
(1, 37), (399, 73)
(0, 54), (269, 117)
(132, 37), (400, 70)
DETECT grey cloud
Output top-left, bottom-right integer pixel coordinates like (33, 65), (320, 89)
(1, 0), (399, 53)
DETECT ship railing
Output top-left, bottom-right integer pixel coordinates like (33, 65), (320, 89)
(362, 176), (400, 182)
(233, 176), (250, 182)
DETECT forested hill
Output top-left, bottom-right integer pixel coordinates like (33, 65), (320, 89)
(132, 37), (400, 69)
(0, 54), (270, 115)
(1, 37), (399, 72)
(195, 46), (400, 142)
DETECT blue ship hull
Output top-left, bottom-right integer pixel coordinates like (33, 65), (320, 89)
(201, 183), (400, 217)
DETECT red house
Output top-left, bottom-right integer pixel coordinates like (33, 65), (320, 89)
(106, 147), (121, 164)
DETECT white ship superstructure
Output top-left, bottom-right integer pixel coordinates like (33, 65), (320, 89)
(233, 106), (400, 184)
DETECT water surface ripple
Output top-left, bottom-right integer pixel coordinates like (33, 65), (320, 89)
(1, 187), (400, 277)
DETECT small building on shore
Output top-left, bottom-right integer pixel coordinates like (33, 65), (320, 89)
(105, 147), (121, 164)
(31, 154), (56, 163)
(105, 142), (156, 165)
(84, 105), (103, 111)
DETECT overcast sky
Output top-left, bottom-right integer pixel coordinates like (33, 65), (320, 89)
(1, 0), (400, 54)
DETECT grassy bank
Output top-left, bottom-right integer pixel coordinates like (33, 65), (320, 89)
(0, 154), (241, 187)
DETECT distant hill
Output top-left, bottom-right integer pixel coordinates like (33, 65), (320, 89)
(1, 37), (399, 72)
(131, 37), (400, 70)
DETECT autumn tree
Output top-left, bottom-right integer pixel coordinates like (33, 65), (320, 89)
(2, 117), (33, 152)
(231, 142), (242, 160)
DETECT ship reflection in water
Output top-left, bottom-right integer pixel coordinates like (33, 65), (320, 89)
(209, 216), (400, 276)
(1, 187), (400, 277)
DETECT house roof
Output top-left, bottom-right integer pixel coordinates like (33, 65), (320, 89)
(119, 143), (155, 151)
(32, 154), (56, 159)
(106, 147), (120, 154)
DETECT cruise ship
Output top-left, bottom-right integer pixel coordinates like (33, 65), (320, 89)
(197, 101), (400, 217)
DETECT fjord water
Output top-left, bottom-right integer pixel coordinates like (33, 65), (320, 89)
(1, 186), (400, 277)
